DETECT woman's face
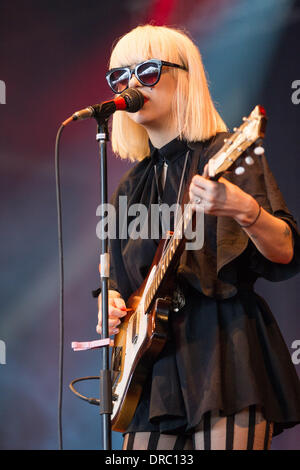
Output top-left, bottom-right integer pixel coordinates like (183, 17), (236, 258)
(125, 61), (178, 130)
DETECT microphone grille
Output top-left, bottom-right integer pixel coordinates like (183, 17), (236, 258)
(121, 89), (145, 112)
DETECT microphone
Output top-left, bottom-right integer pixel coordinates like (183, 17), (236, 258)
(63, 88), (146, 126)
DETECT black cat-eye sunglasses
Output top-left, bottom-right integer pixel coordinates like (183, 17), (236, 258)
(106, 59), (187, 94)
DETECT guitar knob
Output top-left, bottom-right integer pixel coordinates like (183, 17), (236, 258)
(254, 146), (264, 155)
(245, 156), (254, 165)
(235, 166), (245, 175)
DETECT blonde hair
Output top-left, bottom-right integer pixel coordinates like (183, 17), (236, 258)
(109, 24), (227, 161)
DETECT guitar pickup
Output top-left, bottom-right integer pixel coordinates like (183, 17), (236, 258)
(111, 346), (122, 372)
(132, 334), (138, 344)
(111, 346), (122, 389)
(132, 313), (138, 343)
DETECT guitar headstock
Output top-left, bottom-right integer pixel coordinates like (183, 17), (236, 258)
(208, 105), (267, 179)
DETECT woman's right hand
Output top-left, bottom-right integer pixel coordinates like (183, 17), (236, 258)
(96, 289), (128, 337)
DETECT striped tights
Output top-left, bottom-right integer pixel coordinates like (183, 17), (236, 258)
(123, 405), (273, 450)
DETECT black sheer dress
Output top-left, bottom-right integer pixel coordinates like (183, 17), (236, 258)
(94, 133), (300, 437)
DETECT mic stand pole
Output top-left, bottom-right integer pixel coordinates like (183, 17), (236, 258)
(96, 118), (112, 451)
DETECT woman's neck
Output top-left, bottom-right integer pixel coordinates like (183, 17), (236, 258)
(145, 123), (179, 149)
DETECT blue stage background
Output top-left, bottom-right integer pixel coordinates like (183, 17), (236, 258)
(0, 0), (299, 450)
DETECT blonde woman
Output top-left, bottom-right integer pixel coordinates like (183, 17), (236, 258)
(96, 25), (300, 450)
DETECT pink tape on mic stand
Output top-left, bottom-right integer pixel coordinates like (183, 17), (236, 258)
(71, 338), (111, 351)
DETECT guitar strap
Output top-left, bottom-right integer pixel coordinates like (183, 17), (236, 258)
(171, 143), (204, 312)
(155, 150), (190, 236)
(154, 143), (204, 234)
(180, 143), (204, 209)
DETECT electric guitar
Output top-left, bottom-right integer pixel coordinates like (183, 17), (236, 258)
(110, 105), (267, 432)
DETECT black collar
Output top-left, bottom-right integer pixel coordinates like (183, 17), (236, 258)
(149, 136), (189, 165)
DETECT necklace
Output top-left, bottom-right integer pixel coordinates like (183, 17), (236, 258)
(154, 150), (190, 234)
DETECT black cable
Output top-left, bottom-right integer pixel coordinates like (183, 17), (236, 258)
(55, 118), (115, 448)
(55, 123), (66, 450)
(69, 375), (118, 406)
(69, 376), (101, 406)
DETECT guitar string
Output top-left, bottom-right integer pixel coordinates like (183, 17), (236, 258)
(147, 199), (195, 310)
(158, 150), (190, 259)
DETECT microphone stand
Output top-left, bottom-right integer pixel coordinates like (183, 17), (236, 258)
(96, 117), (112, 450)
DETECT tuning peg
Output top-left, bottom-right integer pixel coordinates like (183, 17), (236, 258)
(235, 166), (245, 175)
(245, 156), (254, 165)
(253, 138), (265, 156)
(224, 138), (233, 144)
(254, 145), (264, 155)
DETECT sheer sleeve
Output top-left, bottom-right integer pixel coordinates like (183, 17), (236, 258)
(217, 152), (300, 284)
(245, 155), (300, 281)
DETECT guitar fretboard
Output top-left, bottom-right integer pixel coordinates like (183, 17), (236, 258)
(144, 201), (194, 312)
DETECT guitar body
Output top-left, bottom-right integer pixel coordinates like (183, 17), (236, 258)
(111, 237), (176, 432)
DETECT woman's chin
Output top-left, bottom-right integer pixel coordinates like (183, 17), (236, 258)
(129, 110), (153, 126)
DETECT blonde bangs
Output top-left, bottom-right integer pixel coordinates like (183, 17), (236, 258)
(109, 25), (188, 69)
(109, 25), (227, 161)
